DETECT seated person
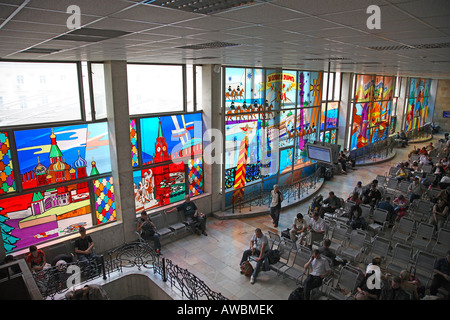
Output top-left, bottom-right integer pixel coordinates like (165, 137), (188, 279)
(393, 195), (408, 221)
(319, 239), (347, 267)
(319, 191), (342, 218)
(26, 245), (50, 272)
(347, 191), (362, 205)
(377, 196), (395, 226)
(362, 184), (382, 207)
(304, 212), (326, 248)
(303, 249), (331, 300)
(74, 227), (103, 273)
(167, 195), (207, 236)
(408, 177), (426, 203)
(338, 151), (349, 174)
(429, 250), (450, 297)
(347, 204), (367, 230)
(289, 213), (307, 246)
(350, 181), (363, 198)
(239, 228), (269, 285)
(136, 210), (162, 254)
(428, 199), (449, 231)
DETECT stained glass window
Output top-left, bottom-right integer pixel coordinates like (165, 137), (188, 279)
(224, 67), (323, 207)
(0, 183), (93, 252)
(133, 112), (203, 210)
(15, 123), (112, 190)
(350, 74), (395, 150)
(93, 176), (116, 225)
(405, 78), (431, 132)
(0, 132), (15, 194)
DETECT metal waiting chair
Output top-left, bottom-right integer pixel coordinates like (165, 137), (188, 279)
(149, 212), (174, 238)
(280, 246), (312, 285)
(412, 251), (437, 289)
(325, 265), (363, 300)
(364, 236), (391, 265)
(409, 199), (434, 222)
(431, 228), (450, 257)
(268, 242), (293, 276)
(386, 243), (413, 275)
(337, 229), (369, 263)
(390, 217), (415, 244)
(411, 222), (435, 253)
(164, 210), (189, 235)
(327, 223), (351, 254)
(367, 208), (389, 235)
(267, 230), (282, 250)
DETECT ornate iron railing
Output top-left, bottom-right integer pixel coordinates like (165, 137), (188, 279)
(32, 256), (107, 300)
(33, 242), (227, 300)
(161, 258), (228, 300)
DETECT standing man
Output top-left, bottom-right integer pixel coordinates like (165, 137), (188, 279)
(270, 184), (283, 227)
(303, 249), (331, 300)
(240, 228), (269, 284)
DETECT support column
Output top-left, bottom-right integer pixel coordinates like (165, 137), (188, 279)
(396, 77), (408, 131)
(339, 73), (353, 148)
(103, 61), (136, 243)
(201, 64), (223, 212)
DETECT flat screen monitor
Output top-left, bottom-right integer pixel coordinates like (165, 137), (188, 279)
(306, 143), (332, 164)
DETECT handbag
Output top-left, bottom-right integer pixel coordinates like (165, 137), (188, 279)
(281, 228), (290, 239)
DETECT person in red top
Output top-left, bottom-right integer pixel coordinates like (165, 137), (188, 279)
(25, 245), (48, 272)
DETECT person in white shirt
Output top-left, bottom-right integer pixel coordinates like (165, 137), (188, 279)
(304, 212), (326, 248)
(239, 228), (269, 284)
(303, 249), (331, 300)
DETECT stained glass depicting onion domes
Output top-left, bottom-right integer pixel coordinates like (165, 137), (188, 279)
(14, 122), (111, 190)
(0, 132), (16, 194)
(0, 183), (92, 253)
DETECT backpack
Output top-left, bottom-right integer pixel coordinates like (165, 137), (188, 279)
(267, 249), (281, 264)
(240, 261), (254, 277)
(288, 286), (304, 300)
(281, 228), (290, 239)
(324, 168), (333, 180)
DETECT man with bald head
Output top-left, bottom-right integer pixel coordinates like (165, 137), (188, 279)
(168, 195), (207, 236)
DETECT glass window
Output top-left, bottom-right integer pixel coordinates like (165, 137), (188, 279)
(91, 63), (107, 120)
(127, 64), (184, 115)
(0, 61), (82, 126)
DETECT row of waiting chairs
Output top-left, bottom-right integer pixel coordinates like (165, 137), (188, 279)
(136, 210), (192, 243)
(266, 231), (335, 288)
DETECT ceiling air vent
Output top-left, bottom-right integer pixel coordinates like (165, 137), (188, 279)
(21, 48), (61, 54)
(367, 42), (450, 51)
(54, 28), (130, 42)
(147, 0), (270, 14)
(177, 41), (240, 50)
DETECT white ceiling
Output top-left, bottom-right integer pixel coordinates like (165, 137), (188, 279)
(1, 0), (450, 78)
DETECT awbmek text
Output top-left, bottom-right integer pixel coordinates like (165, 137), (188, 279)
(177, 304), (274, 317)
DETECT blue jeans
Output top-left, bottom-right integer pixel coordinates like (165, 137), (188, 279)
(142, 232), (161, 250)
(77, 253), (102, 273)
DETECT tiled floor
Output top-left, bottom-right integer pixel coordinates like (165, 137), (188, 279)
(159, 134), (442, 300)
